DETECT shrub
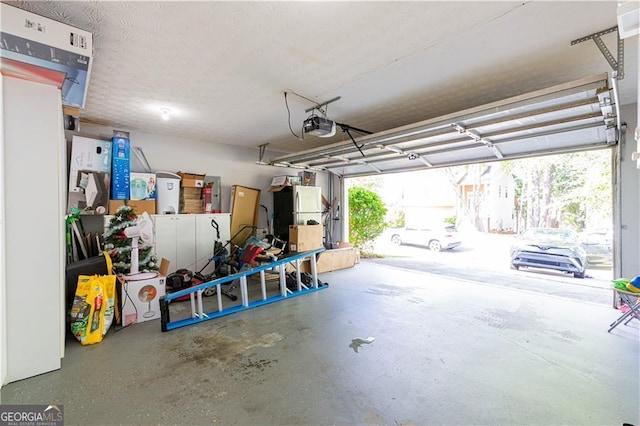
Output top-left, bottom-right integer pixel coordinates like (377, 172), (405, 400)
(349, 186), (387, 253)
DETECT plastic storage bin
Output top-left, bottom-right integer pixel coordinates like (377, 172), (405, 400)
(156, 172), (181, 214)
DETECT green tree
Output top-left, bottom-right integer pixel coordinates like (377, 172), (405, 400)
(507, 149), (611, 232)
(348, 186), (387, 253)
(387, 209), (405, 228)
(103, 205), (159, 275)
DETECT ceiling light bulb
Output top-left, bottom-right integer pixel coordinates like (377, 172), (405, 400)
(160, 108), (170, 121)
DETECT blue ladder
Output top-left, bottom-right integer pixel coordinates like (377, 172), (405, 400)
(160, 247), (327, 331)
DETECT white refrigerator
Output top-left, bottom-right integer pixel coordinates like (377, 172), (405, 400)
(273, 185), (323, 242)
(293, 185), (323, 225)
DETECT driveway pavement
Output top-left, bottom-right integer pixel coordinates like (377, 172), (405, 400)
(368, 229), (615, 306)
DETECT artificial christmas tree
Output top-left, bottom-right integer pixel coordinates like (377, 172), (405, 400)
(104, 204), (158, 275)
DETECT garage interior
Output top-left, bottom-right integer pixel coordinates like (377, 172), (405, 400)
(1, 1), (638, 425)
(3, 264), (639, 425)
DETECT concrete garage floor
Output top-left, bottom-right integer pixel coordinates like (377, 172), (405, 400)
(1, 261), (638, 425)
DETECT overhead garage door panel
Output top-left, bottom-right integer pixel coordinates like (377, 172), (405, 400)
(269, 73), (616, 177)
(426, 145), (500, 165)
(498, 126), (610, 157)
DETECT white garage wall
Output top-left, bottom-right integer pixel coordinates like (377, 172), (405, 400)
(69, 123), (332, 232)
(619, 103), (639, 279)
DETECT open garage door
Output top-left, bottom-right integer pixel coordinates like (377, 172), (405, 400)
(269, 74), (618, 177)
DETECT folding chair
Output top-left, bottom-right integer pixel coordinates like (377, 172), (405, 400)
(608, 289), (640, 332)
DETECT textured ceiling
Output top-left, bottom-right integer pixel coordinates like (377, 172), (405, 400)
(4, 1), (638, 156)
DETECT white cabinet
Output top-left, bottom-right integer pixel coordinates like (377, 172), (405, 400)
(153, 214), (230, 275)
(154, 215), (196, 272)
(3, 77), (65, 383)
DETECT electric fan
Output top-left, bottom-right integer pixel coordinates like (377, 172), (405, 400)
(138, 285), (158, 318)
(123, 211), (158, 281)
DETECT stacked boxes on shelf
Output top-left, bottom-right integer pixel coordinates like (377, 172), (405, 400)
(177, 171), (205, 214)
(181, 188), (203, 213)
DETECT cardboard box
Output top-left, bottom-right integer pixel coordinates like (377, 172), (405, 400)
(270, 175), (302, 187)
(111, 132), (131, 200)
(230, 185), (261, 246)
(159, 258), (170, 277)
(179, 187), (203, 213)
(129, 172), (156, 200)
(289, 224), (323, 252)
(300, 246), (357, 273)
(67, 136), (112, 215)
(118, 275), (166, 326)
(177, 172), (205, 188)
(108, 200), (156, 215)
(180, 199), (204, 214)
(0, 3), (93, 108)
(180, 187), (202, 199)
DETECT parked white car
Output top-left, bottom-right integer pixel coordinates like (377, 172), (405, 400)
(390, 224), (462, 251)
